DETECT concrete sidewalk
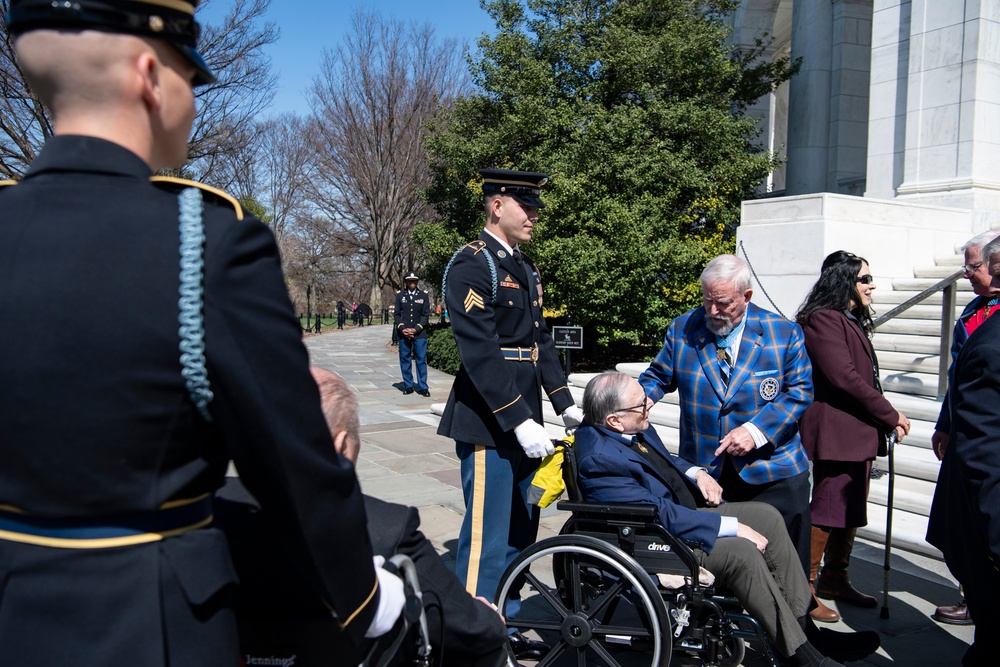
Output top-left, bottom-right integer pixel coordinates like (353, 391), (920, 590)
(306, 324), (974, 666)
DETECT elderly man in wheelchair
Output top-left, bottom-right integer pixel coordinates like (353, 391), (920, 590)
(494, 372), (877, 666)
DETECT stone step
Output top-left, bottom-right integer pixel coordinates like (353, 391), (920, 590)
(877, 350), (943, 374)
(868, 469), (936, 516)
(875, 318), (947, 336)
(872, 332), (943, 355)
(876, 290), (951, 306)
(882, 390), (943, 423)
(858, 504), (940, 560)
(880, 368), (942, 397)
(912, 266), (964, 279)
(933, 254), (963, 266)
(892, 278), (972, 292)
(873, 302), (963, 321)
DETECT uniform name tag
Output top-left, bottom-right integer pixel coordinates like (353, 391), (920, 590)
(415, 299), (424, 303)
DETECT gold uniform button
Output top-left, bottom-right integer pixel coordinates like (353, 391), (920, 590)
(509, 300), (514, 306)
(535, 321), (539, 328)
(533, 300), (538, 307)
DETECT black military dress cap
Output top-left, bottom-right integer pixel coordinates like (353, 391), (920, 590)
(404, 271), (420, 282)
(6, 0), (216, 86)
(479, 168), (549, 209)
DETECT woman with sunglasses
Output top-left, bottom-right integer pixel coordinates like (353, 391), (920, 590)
(795, 251), (910, 622)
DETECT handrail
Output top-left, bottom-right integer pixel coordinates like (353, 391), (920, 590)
(873, 269), (963, 397)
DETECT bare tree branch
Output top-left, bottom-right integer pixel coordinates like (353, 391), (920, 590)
(305, 9), (468, 311)
(0, 0), (277, 182)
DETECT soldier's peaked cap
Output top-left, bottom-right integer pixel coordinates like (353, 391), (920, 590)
(404, 271), (420, 282)
(479, 168), (548, 209)
(6, 0), (216, 87)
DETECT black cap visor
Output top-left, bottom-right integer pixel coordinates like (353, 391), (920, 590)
(511, 193), (545, 209)
(174, 43), (215, 86)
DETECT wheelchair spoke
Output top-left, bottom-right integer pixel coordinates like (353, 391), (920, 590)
(509, 619), (564, 633)
(535, 640), (568, 667)
(588, 637), (626, 667)
(582, 577), (627, 621)
(522, 569), (571, 620)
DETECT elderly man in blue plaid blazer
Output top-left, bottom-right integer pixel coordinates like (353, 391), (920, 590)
(639, 254), (814, 574)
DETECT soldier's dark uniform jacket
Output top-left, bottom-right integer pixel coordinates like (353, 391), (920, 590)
(394, 287), (430, 338)
(437, 231), (574, 447)
(0, 136), (378, 665)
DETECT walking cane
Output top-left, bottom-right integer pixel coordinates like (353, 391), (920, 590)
(880, 429), (899, 619)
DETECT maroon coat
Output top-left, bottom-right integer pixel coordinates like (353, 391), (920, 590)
(799, 309), (898, 462)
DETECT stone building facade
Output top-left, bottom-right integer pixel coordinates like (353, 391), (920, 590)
(729, 1), (999, 314)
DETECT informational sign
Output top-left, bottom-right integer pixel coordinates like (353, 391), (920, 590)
(552, 326), (583, 349)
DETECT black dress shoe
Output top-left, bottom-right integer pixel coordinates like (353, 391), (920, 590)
(402, 387), (414, 395)
(508, 630), (549, 661)
(806, 623), (880, 662)
(417, 389), (430, 397)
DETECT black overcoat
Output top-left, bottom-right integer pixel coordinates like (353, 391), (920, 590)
(928, 310), (1000, 597)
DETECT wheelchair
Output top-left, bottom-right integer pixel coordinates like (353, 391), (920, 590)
(494, 440), (780, 667)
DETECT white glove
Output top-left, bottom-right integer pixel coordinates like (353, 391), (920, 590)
(561, 405), (584, 428)
(515, 419), (554, 458)
(364, 555), (406, 638)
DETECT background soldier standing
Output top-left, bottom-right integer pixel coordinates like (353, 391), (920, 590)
(436, 168), (583, 660)
(0, 1), (401, 663)
(394, 270), (430, 396)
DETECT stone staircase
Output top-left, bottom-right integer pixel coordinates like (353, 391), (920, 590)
(539, 253), (968, 561)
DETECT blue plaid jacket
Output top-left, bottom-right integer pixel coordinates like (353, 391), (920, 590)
(638, 302), (813, 485)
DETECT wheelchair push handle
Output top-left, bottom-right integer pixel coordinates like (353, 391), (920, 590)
(358, 554), (432, 667)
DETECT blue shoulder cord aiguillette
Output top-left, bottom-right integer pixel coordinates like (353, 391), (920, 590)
(177, 187), (214, 421)
(442, 245), (498, 307)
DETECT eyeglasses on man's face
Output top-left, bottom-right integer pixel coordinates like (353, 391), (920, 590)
(616, 398), (650, 418)
(856, 274), (874, 285)
(963, 261), (984, 275)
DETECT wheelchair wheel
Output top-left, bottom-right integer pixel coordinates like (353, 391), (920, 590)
(495, 534), (671, 666)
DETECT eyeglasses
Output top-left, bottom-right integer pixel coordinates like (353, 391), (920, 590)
(963, 262), (984, 274)
(856, 275), (874, 285)
(616, 399), (650, 418)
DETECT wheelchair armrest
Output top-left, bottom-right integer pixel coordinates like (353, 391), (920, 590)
(556, 500), (658, 519)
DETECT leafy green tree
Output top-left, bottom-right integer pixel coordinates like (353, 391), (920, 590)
(423, 0), (795, 344)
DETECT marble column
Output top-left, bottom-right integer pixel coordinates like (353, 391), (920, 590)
(785, 0), (834, 195)
(893, 0), (1000, 230)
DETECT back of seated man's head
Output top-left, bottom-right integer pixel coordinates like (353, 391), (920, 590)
(310, 367), (361, 464)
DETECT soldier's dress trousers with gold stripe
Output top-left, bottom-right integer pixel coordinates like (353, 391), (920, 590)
(0, 136), (378, 666)
(437, 230), (574, 610)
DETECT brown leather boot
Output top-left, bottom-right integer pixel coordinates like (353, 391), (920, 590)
(815, 528), (877, 608)
(809, 527), (840, 622)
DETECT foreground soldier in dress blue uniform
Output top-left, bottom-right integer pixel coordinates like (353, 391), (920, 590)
(437, 168), (584, 661)
(0, 1), (402, 664)
(394, 270), (430, 396)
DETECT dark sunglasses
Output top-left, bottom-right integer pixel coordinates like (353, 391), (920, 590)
(856, 275), (874, 285)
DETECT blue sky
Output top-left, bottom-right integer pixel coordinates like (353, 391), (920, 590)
(199, 0), (497, 117)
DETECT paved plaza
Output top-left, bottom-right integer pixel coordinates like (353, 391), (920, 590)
(306, 324), (974, 666)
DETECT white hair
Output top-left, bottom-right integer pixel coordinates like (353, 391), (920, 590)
(962, 231), (1000, 255)
(699, 254), (752, 292)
